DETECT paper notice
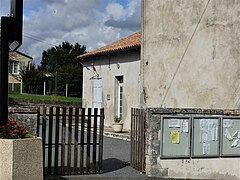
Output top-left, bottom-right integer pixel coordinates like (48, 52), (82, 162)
(201, 131), (208, 143)
(203, 142), (210, 155)
(223, 119), (233, 128)
(224, 129), (233, 141)
(171, 130), (180, 144)
(231, 139), (239, 148)
(168, 119), (180, 128)
(181, 120), (189, 133)
(232, 130), (238, 138)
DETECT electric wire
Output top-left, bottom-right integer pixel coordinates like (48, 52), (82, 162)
(160, 0), (211, 106)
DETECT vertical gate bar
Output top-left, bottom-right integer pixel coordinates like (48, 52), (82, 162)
(54, 107), (60, 175)
(137, 109), (141, 170)
(86, 108), (92, 173)
(130, 108), (134, 166)
(37, 107), (40, 136)
(74, 107), (79, 174)
(134, 109), (138, 169)
(98, 108), (104, 173)
(42, 106), (47, 175)
(136, 109), (139, 170)
(133, 108), (136, 168)
(131, 108), (134, 167)
(48, 106), (53, 175)
(138, 109), (142, 171)
(92, 108), (98, 173)
(61, 107), (67, 175)
(67, 107), (73, 175)
(80, 108), (85, 174)
(139, 109), (143, 171)
(143, 110), (146, 172)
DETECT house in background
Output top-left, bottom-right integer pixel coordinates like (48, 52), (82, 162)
(78, 31), (141, 130)
(9, 50), (32, 93)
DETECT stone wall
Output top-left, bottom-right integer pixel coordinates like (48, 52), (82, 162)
(9, 107), (38, 136)
(145, 108), (240, 179)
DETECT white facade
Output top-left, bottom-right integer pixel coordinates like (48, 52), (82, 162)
(82, 51), (140, 130)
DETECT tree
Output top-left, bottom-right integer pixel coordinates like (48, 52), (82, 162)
(19, 63), (45, 94)
(56, 64), (83, 97)
(40, 41), (86, 73)
(39, 41), (86, 97)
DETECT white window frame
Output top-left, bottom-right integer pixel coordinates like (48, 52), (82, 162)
(9, 61), (19, 74)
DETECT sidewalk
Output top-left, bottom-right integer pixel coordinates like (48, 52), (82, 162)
(103, 126), (130, 141)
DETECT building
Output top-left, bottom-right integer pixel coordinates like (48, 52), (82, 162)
(78, 31), (141, 130)
(8, 50), (32, 93)
(141, 0), (240, 109)
(141, 0), (240, 179)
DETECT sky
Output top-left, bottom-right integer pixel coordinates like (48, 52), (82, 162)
(0, 0), (141, 65)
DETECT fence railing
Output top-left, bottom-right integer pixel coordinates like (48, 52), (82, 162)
(37, 106), (104, 176)
(130, 108), (146, 173)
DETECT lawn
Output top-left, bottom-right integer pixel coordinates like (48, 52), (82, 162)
(9, 92), (82, 103)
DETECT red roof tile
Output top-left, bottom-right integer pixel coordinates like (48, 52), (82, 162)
(78, 31), (141, 58)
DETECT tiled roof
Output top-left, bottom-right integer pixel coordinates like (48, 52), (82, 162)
(78, 31), (141, 58)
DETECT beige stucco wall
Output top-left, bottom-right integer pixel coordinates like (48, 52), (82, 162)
(142, 0), (240, 179)
(141, 0), (240, 109)
(82, 51), (140, 130)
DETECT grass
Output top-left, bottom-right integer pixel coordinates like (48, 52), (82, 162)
(9, 92), (82, 103)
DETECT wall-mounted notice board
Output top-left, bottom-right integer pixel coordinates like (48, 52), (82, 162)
(221, 117), (240, 156)
(161, 116), (191, 158)
(192, 116), (221, 157)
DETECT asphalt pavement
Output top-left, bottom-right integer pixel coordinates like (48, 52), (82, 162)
(45, 127), (152, 180)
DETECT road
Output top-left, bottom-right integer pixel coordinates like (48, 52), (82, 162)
(45, 133), (149, 179)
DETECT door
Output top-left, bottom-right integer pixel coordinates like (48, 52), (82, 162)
(93, 78), (102, 108)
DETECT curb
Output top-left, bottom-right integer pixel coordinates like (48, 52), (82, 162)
(103, 131), (130, 141)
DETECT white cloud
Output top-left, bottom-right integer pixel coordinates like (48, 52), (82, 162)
(106, 3), (124, 20)
(17, 0), (141, 65)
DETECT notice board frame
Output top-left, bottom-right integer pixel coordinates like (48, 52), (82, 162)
(191, 116), (221, 158)
(221, 116), (240, 157)
(160, 115), (191, 159)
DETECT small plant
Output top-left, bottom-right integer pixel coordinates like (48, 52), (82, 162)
(114, 115), (122, 123)
(0, 118), (32, 139)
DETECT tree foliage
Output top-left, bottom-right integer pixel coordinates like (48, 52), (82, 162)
(20, 41), (86, 97)
(40, 41), (86, 72)
(20, 63), (45, 94)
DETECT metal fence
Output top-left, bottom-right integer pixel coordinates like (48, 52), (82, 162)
(37, 106), (104, 176)
(130, 108), (146, 173)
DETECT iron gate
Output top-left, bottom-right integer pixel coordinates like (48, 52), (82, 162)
(37, 106), (104, 176)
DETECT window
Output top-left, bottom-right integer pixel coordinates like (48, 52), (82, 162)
(115, 76), (124, 118)
(9, 61), (19, 74)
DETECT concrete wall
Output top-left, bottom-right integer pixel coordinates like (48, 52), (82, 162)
(145, 108), (240, 179)
(0, 138), (43, 180)
(82, 51), (140, 130)
(141, 0), (240, 109)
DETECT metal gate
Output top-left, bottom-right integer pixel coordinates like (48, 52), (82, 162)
(130, 108), (146, 172)
(37, 106), (104, 176)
